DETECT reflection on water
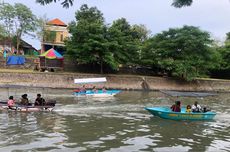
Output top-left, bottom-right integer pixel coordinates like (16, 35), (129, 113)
(0, 88), (229, 152)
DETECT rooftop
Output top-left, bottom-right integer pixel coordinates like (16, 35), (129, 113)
(47, 18), (67, 27)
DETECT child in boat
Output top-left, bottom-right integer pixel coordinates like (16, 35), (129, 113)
(102, 86), (107, 93)
(7, 96), (15, 110)
(171, 101), (181, 112)
(191, 101), (202, 112)
(34, 94), (46, 106)
(186, 105), (192, 112)
(80, 85), (86, 93)
(92, 86), (98, 93)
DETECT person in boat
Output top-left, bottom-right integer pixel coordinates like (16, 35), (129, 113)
(20, 94), (31, 106)
(34, 94), (46, 106)
(102, 86), (107, 93)
(92, 86), (98, 93)
(191, 101), (202, 112)
(186, 105), (192, 113)
(80, 85), (86, 93)
(7, 96), (16, 110)
(171, 101), (181, 112)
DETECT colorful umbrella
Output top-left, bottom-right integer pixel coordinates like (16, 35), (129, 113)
(40, 48), (63, 59)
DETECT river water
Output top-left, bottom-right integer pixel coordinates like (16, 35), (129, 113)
(0, 88), (229, 152)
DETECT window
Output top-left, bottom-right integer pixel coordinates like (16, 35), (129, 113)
(60, 33), (63, 42)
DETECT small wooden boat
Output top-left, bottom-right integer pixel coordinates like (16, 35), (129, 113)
(0, 100), (56, 112)
(145, 107), (216, 120)
(0, 105), (55, 112)
(74, 90), (121, 97)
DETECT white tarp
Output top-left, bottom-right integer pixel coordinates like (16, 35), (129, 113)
(74, 77), (107, 84)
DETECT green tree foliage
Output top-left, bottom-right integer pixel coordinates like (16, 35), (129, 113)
(0, 3), (15, 37)
(36, 0), (74, 8)
(172, 0), (193, 8)
(130, 24), (150, 63)
(0, 3), (38, 50)
(107, 18), (140, 65)
(0, 25), (7, 40)
(142, 26), (220, 81)
(35, 0), (193, 8)
(14, 3), (38, 50)
(220, 32), (230, 70)
(66, 4), (115, 73)
(36, 15), (49, 43)
(131, 24), (150, 42)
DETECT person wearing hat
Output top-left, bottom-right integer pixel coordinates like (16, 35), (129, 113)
(34, 94), (46, 106)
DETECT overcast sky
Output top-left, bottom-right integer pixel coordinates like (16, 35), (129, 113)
(6, 0), (230, 49)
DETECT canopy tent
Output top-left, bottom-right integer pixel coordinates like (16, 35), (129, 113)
(40, 48), (63, 59)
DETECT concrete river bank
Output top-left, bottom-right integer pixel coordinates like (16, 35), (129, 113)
(0, 71), (229, 92)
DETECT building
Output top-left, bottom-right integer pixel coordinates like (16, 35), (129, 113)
(41, 18), (69, 55)
(0, 38), (37, 55)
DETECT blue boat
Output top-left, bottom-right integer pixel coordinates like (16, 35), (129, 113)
(145, 107), (216, 120)
(74, 90), (121, 97)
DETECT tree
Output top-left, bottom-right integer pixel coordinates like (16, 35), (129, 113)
(36, 0), (74, 8)
(172, 0), (193, 8)
(0, 3), (38, 51)
(220, 32), (230, 70)
(14, 3), (38, 50)
(36, 15), (49, 44)
(66, 4), (115, 73)
(36, 0), (193, 8)
(130, 24), (150, 63)
(131, 24), (150, 42)
(142, 25), (220, 80)
(0, 2), (15, 37)
(107, 18), (140, 65)
(0, 24), (7, 40)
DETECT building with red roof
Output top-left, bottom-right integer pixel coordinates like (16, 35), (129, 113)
(41, 18), (69, 54)
(47, 18), (67, 27)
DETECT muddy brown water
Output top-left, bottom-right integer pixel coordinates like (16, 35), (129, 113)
(0, 88), (229, 151)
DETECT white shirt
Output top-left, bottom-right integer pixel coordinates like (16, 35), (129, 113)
(192, 104), (202, 112)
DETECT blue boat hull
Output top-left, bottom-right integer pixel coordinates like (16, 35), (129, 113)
(74, 90), (121, 97)
(145, 107), (216, 120)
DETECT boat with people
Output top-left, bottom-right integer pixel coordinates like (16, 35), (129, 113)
(145, 107), (216, 120)
(0, 94), (56, 112)
(73, 77), (121, 97)
(0, 104), (55, 112)
(74, 89), (121, 97)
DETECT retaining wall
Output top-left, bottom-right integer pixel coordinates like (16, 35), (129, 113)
(0, 72), (229, 92)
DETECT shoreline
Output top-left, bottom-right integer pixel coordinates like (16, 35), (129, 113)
(0, 70), (229, 92)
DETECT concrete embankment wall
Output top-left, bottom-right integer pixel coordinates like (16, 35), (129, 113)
(0, 72), (229, 92)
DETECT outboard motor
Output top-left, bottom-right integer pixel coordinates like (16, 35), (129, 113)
(203, 107), (211, 113)
(46, 100), (56, 107)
